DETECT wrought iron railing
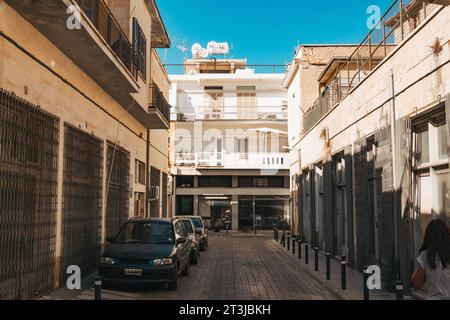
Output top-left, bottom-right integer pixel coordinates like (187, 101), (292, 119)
(75, 0), (138, 79)
(149, 83), (171, 122)
(303, 0), (442, 133)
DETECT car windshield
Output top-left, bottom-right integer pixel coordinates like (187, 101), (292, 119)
(181, 220), (193, 234)
(115, 221), (174, 244)
(191, 218), (203, 229)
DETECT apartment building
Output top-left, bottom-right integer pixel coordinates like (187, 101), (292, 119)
(0, 0), (171, 299)
(285, 0), (450, 290)
(169, 58), (290, 231)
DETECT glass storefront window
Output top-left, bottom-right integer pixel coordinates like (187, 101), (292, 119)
(238, 196), (289, 230)
(199, 196), (232, 230)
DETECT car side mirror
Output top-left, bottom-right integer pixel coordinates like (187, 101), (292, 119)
(177, 238), (187, 245)
(106, 237), (115, 243)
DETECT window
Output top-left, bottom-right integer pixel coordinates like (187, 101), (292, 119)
(238, 176), (285, 188)
(235, 137), (249, 160)
(176, 195), (194, 216)
(412, 105), (449, 256)
(204, 87), (224, 119)
(132, 18), (147, 80)
(176, 176), (194, 188)
(134, 192), (145, 217)
(135, 160), (145, 185)
(198, 176), (232, 188)
(237, 88), (256, 119)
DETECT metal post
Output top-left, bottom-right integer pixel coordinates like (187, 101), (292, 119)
(292, 237), (296, 255)
(314, 247), (319, 271)
(400, 0), (404, 41)
(305, 243), (309, 265)
(326, 252), (331, 280)
(274, 228), (276, 240)
(282, 231), (286, 247)
(395, 281), (404, 300)
(363, 267), (370, 300)
(298, 239), (302, 259)
(95, 276), (102, 300)
(226, 223), (229, 235)
(341, 256), (347, 290)
(287, 233), (290, 251)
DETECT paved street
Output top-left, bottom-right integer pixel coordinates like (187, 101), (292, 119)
(43, 232), (340, 300)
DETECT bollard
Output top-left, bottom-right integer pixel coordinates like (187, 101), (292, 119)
(297, 239), (302, 259)
(273, 228), (276, 240)
(341, 256), (347, 290)
(287, 233), (290, 251)
(226, 224), (229, 235)
(363, 267), (370, 300)
(395, 281), (404, 300)
(282, 231), (286, 247)
(314, 247), (319, 271)
(95, 276), (102, 300)
(292, 237), (296, 255)
(326, 252), (331, 280)
(305, 243), (309, 265)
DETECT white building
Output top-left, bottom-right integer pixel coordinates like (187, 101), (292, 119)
(168, 58), (290, 231)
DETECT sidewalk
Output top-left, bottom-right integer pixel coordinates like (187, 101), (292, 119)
(268, 237), (416, 300)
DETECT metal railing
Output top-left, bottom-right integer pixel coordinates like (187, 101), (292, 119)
(173, 106), (288, 121)
(174, 152), (288, 169)
(149, 83), (171, 122)
(303, 0), (442, 133)
(75, 0), (138, 79)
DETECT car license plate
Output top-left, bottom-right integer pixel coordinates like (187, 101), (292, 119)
(124, 268), (143, 276)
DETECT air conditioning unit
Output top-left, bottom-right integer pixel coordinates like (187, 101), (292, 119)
(149, 186), (160, 201)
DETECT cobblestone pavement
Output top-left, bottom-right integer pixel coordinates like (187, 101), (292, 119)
(43, 232), (340, 300)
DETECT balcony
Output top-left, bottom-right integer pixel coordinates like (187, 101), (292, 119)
(172, 106), (288, 122)
(6, 0), (139, 107)
(147, 83), (171, 129)
(302, 0), (444, 133)
(174, 152), (289, 170)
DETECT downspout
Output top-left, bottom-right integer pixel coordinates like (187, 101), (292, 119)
(389, 69), (400, 274)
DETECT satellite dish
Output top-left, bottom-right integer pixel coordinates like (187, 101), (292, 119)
(192, 43), (209, 59)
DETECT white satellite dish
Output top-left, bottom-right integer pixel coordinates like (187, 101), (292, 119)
(192, 43), (209, 59)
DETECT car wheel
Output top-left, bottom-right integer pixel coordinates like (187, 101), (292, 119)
(168, 277), (178, 291)
(191, 251), (199, 265)
(181, 262), (190, 276)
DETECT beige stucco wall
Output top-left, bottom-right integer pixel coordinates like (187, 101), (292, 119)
(295, 7), (450, 168)
(0, 0), (172, 283)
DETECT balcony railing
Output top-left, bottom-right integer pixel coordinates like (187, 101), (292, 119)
(75, 0), (138, 79)
(174, 152), (288, 169)
(172, 106), (288, 121)
(303, 0), (443, 133)
(149, 83), (171, 122)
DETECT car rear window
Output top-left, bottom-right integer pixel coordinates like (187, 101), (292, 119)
(181, 220), (193, 233)
(115, 221), (174, 244)
(191, 218), (203, 229)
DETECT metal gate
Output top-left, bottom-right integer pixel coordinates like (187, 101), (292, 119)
(60, 124), (103, 284)
(106, 142), (130, 238)
(0, 89), (59, 299)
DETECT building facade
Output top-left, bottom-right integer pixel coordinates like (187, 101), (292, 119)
(0, 0), (171, 299)
(169, 59), (290, 231)
(285, 0), (450, 290)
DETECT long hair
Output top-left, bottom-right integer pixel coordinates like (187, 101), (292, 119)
(420, 219), (450, 270)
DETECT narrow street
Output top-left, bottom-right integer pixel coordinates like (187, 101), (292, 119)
(43, 233), (339, 300)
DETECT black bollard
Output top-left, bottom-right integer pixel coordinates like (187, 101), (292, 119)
(273, 228), (276, 240)
(314, 247), (319, 271)
(282, 231), (286, 247)
(326, 252), (331, 280)
(395, 281), (404, 300)
(292, 237), (296, 255)
(95, 276), (102, 300)
(226, 224), (229, 235)
(297, 239), (302, 259)
(341, 256), (347, 290)
(363, 267), (370, 300)
(287, 233), (290, 251)
(305, 243), (309, 265)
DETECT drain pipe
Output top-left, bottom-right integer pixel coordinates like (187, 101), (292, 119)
(389, 69), (400, 273)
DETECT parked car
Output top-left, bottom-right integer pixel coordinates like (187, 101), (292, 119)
(98, 217), (191, 291)
(184, 216), (208, 251)
(179, 217), (200, 265)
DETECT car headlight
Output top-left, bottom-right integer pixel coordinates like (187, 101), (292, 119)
(153, 258), (174, 266)
(100, 257), (116, 265)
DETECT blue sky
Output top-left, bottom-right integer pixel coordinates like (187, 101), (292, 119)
(156, 0), (393, 74)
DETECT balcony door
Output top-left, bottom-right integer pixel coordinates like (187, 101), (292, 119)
(204, 89), (223, 119)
